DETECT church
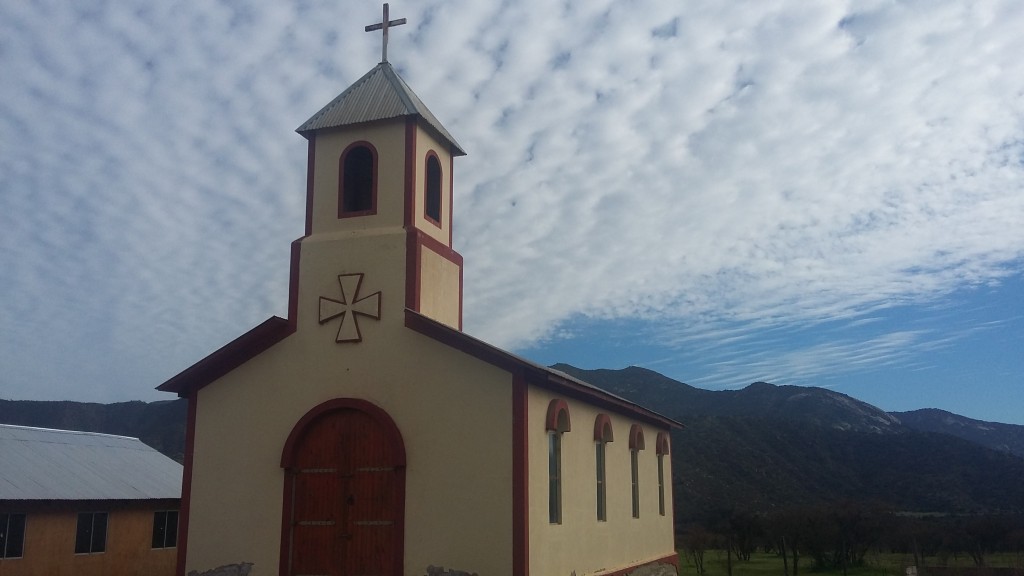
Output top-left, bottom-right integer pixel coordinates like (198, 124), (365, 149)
(158, 6), (681, 576)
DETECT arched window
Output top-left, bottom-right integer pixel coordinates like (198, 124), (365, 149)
(424, 152), (442, 224)
(339, 143), (377, 216)
(594, 414), (614, 521)
(629, 424), (645, 518)
(656, 432), (670, 516)
(545, 399), (571, 524)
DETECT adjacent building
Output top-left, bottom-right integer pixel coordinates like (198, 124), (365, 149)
(0, 424), (182, 576)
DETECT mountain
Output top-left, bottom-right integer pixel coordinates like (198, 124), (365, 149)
(893, 408), (1024, 458)
(553, 364), (1024, 521)
(0, 398), (187, 462)
(4, 367), (1024, 523)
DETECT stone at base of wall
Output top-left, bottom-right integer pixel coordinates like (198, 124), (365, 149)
(424, 565), (479, 576)
(187, 562), (254, 576)
(624, 562), (677, 576)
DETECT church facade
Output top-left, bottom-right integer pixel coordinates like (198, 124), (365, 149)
(159, 51), (680, 576)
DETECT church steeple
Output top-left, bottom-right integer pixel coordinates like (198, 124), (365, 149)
(293, 10), (466, 335)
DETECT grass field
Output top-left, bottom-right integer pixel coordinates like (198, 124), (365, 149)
(676, 550), (1024, 576)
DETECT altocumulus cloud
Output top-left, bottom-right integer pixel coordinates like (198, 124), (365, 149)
(0, 0), (1023, 403)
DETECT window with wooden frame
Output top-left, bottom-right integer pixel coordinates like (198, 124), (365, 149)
(0, 513), (26, 559)
(152, 510), (178, 549)
(656, 432), (671, 516)
(424, 152), (442, 225)
(339, 142), (377, 216)
(594, 414), (614, 521)
(629, 424), (645, 519)
(546, 399), (571, 524)
(75, 512), (107, 554)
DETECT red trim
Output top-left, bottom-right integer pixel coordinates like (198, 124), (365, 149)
(174, 392), (197, 576)
(157, 317), (293, 395)
(629, 424), (646, 451)
(545, 399), (571, 432)
(594, 413), (614, 442)
(279, 398), (407, 576)
(423, 150), (442, 228)
(448, 153), (454, 246)
(287, 239), (302, 332)
(304, 136), (315, 236)
(458, 258), (463, 330)
(338, 141), (379, 218)
(512, 372), (529, 576)
(404, 118), (416, 228)
(656, 431), (670, 455)
(403, 310), (682, 430)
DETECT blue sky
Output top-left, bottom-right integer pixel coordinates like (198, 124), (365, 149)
(1, 1), (1022, 424)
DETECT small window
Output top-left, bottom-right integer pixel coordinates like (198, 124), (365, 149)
(340, 143), (376, 216)
(545, 399), (571, 525)
(1, 513), (26, 559)
(424, 153), (442, 224)
(75, 512), (107, 554)
(594, 414), (614, 522)
(152, 510), (179, 549)
(656, 432), (670, 517)
(629, 425), (645, 519)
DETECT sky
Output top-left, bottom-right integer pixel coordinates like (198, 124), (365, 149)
(1, 1), (1023, 424)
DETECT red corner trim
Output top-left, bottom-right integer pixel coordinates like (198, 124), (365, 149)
(404, 117), (416, 228)
(512, 372), (529, 576)
(174, 392), (197, 576)
(545, 399), (571, 432)
(594, 413), (614, 442)
(629, 424), (646, 451)
(304, 136), (315, 236)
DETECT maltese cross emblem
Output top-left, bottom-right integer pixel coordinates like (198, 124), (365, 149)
(318, 273), (382, 343)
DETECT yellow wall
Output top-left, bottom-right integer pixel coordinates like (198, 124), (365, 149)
(527, 388), (676, 576)
(184, 321), (514, 576)
(0, 505), (176, 576)
(418, 246), (461, 328)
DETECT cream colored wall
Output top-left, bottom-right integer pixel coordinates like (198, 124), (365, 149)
(418, 247), (460, 328)
(184, 228), (515, 576)
(527, 388), (676, 576)
(411, 125), (452, 246)
(310, 120), (408, 234)
(0, 506), (176, 576)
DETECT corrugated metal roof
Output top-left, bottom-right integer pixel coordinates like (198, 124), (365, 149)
(297, 62), (466, 156)
(0, 424), (182, 501)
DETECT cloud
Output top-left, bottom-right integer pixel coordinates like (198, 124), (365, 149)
(1, 0), (1023, 403)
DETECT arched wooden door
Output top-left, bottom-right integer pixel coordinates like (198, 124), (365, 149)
(281, 399), (406, 576)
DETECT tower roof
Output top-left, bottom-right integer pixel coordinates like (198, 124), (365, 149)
(297, 62), (465, 156)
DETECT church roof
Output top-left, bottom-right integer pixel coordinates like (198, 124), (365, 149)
(0, 424), (182, 501)
(296, 62), (466, 156)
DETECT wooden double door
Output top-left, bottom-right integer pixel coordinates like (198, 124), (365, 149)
(286, 405), (404, 576)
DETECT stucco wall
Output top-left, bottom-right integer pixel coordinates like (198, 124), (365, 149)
(527, 388), (676, 575)
(418, 246), (461, 329)
(184, 317), (514, 575)
(0, 504), (176, 576)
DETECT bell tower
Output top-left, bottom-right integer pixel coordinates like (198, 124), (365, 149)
(293, 5), (466, 337)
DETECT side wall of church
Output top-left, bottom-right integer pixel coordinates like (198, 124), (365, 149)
(527, 388), (676, 575)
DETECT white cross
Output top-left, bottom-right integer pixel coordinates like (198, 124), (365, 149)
(319, 274), (382, 343)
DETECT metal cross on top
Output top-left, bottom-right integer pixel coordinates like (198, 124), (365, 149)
(365, 3), (407, 63)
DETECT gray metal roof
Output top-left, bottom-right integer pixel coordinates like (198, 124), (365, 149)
(297, 62), (466, 156)
(0, 424), (182, 501)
